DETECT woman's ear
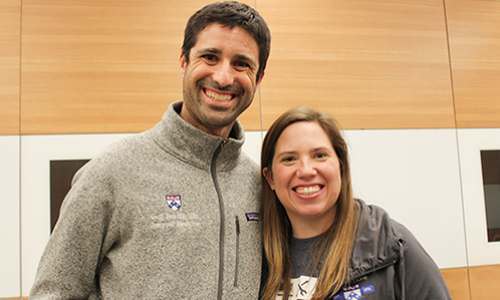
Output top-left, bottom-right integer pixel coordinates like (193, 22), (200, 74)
(263, 167), (275, 190)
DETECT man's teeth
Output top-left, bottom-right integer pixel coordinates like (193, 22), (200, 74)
(295, 186), (321, 195)
(206, 90), (232, 102)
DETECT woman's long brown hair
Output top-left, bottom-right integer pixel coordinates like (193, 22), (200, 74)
(260, 106), (358, 300)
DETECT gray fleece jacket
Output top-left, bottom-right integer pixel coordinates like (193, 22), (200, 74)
(30, 101), (262, 299)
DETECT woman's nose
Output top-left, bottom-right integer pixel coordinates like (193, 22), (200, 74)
(296, 159), (316, 177)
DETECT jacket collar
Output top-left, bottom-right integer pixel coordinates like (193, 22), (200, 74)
(150, 101), (245, 171)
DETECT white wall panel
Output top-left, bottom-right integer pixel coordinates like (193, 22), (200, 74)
(344, 129), (467, 269)
(242, 130), (264, 164)
(0, 135), (21, 298)
(457, 128), (500, 267)
(21, 133), (133, 296)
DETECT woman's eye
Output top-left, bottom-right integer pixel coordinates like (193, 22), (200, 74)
(315, 153), (327, 159)
(281, 157), (295, 163)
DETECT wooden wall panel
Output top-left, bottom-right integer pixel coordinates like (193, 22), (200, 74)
(0, 0), (21, 135)
(446, 0), (500, 128)
(469, 264), (500, 298)
(258, 0), (455, 130)
(441, 267), (470, 300)
(20, 0), (258, 135)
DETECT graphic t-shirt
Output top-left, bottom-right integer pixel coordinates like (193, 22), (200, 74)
(276, 235), (377, 300)
(276, 236), (321, 300)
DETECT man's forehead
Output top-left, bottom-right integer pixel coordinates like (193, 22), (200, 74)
(192, 24), (259, 62)
(197, 23), (256, 42)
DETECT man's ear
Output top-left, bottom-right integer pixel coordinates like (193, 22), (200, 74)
(262, 167), (274, 190)
(180, 52), (186, 76)
(256, 71), (265, 85)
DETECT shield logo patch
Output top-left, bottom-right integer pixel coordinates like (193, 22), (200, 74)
(344, 289), (362, 300)
(166, 195), (182, 212)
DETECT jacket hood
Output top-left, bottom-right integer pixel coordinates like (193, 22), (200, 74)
(349, 199), (402, 281)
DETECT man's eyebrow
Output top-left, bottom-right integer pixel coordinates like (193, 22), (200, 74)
(196, 47), (222, 55)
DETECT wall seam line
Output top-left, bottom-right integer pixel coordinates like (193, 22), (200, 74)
(442, 0), (473, 299)
(18, 0), (24, 298)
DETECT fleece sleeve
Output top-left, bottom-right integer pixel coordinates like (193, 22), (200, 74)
(29, 160), (119, 300)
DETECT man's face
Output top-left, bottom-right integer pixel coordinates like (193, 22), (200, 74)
(179, 23), (263, 138)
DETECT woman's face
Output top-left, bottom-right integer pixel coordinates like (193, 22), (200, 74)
(263, 121), (342, 238)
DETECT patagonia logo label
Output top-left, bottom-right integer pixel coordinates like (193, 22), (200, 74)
(332, 284), (374, 299)
(166, 195), (182, 212)
(245, 213), (259, 222)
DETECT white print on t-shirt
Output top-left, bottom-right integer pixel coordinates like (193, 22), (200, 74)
(276, 275), (318, 300)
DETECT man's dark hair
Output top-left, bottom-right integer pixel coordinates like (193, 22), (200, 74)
(182, 1), (271, 82)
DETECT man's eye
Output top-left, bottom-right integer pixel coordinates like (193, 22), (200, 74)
(235, 61), (250, 69)
(203, 54), (217, 62)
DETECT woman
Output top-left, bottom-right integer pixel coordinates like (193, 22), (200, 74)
(260, 107), (452, 300)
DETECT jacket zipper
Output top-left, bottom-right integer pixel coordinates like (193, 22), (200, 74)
(345, 242), (403, 298)
(397, 239), (406, 300)
(211, 141), (225, 300)
(234, 215), (240, 287)
(348, 258), (398, 283)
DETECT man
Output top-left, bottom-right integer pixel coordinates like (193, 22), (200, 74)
(29, 2), (271, 299)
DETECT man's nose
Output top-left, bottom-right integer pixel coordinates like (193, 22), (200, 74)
(212, 61), (234, 87)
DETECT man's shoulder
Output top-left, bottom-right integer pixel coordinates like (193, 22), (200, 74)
(236, 152), (260, 178)
(80, 132), (152, 172)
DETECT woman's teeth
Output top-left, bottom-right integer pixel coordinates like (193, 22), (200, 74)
(295, 186), (321, 195)
(206, 90), (232, 102)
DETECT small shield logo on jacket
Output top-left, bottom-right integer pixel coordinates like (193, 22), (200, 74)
(166, 195), (182, 212)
